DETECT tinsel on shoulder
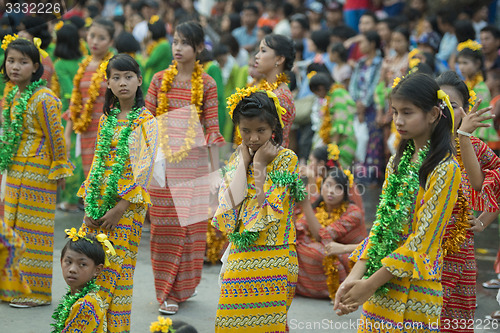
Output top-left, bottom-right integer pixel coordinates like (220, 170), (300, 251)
(51, 279), (100, 333)
(364, 140), (429, 295)
(0, 79), (46, 172)
(84, 106), (141, 220)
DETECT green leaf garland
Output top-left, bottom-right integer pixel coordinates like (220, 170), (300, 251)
(84, 106), (141, 220)
(0, 79), (46, 172)
(364, 140), (429, 295)
(51, 279), (100, 333)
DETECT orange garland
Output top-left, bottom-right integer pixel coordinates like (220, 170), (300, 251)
(51, 73), (61, 98)
(256, 72), (289, 91)
(465, 73), (483, 91)
(319, 84), (345, 145)
(69, 51), (113, 134)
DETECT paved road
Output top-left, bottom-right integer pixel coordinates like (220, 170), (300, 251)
(1, 188), (499, 332)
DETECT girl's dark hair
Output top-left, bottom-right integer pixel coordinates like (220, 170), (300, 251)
(436, 70), (469, 109)
(61, 234), (106, 267)
(391, 73), (454, 188)
(175, 21), (204, 51)
(20, 15), (52, 49)
(311, 145), (328, 165)
(313, 167), (350, 208)
(309, 72), (334, 91)
(455, 20), (476, 43)
(54, 23), (82, 60)
(113, 15), (126, 28)
(364, 30), (381, 51)
(330, 42), (348, 63)
(148, 19), (167, 41)
(290, 13), (309, 31)
(1, 38), (44, 82)
(310, 29), (330, 53)
(361, 11), (379, 25)
(220, 33), (240, 58)
(262, 34), (296, 71)
(90, 18), (115, 40)
(259, 25), (273, 36)
(232, 91), (283, 146)
(114, 31), (141, 54)
(103, 54), (144, 115)
(225, 13), (242, 32)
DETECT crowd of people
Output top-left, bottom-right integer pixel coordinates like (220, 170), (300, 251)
(0, 0), (500, 332)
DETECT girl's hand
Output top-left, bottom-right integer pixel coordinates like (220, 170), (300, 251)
(325, 241), (347, 255)
(459, 100), (494, 134)
(238, 143), (252, 166)
(340, 279), (375, 311)
(333, 280), (358, 316)
(468, 214), (485, 232)
(253, 141), (280, 166)
(84, 215), (100, 229)
(97, 206), (125, 231)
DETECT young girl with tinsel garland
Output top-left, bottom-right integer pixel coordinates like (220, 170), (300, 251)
(212, 89), (306, 332)
(51, 227), (114, 333)
(66, 18), (115, 178)
(436, 71), (500, 333)
(295, 166), (366, 301)
(456, 39), (497, 144)
(334, 73), (462, 332)
(145, 20), (224, 315)
(0, 37), (73, 308)
(79, 54), (158, 332)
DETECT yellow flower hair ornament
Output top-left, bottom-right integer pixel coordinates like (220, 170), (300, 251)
(1, 34), (18, 51)
(392, 76), (402, 89)
(457, 39), (482, 52)
(227, 86), (259, 119)
(150, 316), (175, 333)
(468, 89), (477, 112)
(306, 71), (317, 80)
(85, 17), (93, 28)
(54, 21), (64, 31)
(409, 58), (420, 69)
(149, 15), (160, 25)
(327, 143), (340, 166)
(437, 89), (455, 133)
(408, 48), (421, 60)
(265, 90), (287, 129)
(65, 227), (92, 242)
(343, 169), (354, 188)
(33, 37), (49, 60)
(96, 234), (116, 267)
(100, 60), (109, 80)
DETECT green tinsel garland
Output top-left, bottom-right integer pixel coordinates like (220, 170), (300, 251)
(51, 279), (100, 333)
(0, 79), (46, 172)
(84, 106), (141, 220)
(364, 140), (429, 295)
(228, 227), (260, 250)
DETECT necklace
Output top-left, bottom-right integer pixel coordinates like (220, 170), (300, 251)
(365, 140), (429, 295)
(0, 79), (46, 172)
(315, 201), (348, 227)
(465, 73), (484, 91)
(256, 72), (289, 91)
(70, 51), (114, 134)
(156, 60), (204, 163)
(84, 106), (141, 220)
(51, 279), (100, 333)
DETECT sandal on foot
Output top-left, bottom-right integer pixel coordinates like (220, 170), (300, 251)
(482, 279), (500, 289)
(159, 300), (178, 315)
(485, 310), (500, 321)
(9, 301), (49, 308)
(190, 290), (198, 298)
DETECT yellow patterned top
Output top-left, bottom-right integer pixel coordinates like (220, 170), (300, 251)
(212, 148), (300, 246)
(63, 290), (107, 333)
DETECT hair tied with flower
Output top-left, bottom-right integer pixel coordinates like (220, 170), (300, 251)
(54, 21), (64, 31)
(1, 34), (18, 51)
(343, 169), (354, 187)
(65, 227), (93, 243)
(149, 15), (160, 25)
(85, 17), (93, 28)
(33, 37), (49, 60)
(100, 60), (109, 80)
(150, 316), (175, 333)
(96, 233), (116, 267)
(437, 89), (455, 133)
(306, 71), (317, 80)
(457, 39), (482, 52)
(392, 76), (402, 89)
(326, 143), (340, 168)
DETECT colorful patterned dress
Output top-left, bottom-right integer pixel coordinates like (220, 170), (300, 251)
(146, 71), (224, 305)
(6, 87), (73, 305)
(350, 155), (461, 332)
(212, 148), (302, 333)
(441, 137), (500, 332)
(273, 86), (295, 148)
(55, 58), (84, 205)
(78, 107), (158, 333)
(295, 203), (366, 299)
(62, 289), (107, 332)
(0, 218), (30, 301)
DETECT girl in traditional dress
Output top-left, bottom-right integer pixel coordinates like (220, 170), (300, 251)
(296, 167), (366, 301)
(212, 89), (305, 332)
(51, 228), (113, 333)
(1, 37), (73, 307)
(335, 73), (462, 332)
(143, 15), (172, 94)
(54, 22), (85, 213)
(146, 21), (224, 315)
(457, 39), (497, 143)
(79, 54), (158, 332)
(66, 18), (115, 178)
(436, 71), (500, 332)
(253, 34), (296, 147)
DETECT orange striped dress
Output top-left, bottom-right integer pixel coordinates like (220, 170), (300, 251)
(274, 86), (295, 148)
(146, 71), (224, 305)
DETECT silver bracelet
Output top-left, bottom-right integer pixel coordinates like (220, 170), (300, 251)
(478, 219), (485, 229)
(457, 129), (472, 137)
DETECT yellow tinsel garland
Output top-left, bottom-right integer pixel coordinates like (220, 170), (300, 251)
(323, 254), (341, 302)
(51, 72), (61, 98)
(69, 51), (114, 134)
(442, 137), (471, 255)
(465, 73), (483, 91)
(157, 60), (204, 163)
(206, 222), (227, 264)
(319, 84), (344, 145)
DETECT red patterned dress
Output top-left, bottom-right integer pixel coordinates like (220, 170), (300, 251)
(146, 71), (224, 305)
(441, 136), (500, 332)
(273, 85), (295, 148)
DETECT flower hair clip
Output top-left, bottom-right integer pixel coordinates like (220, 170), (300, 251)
(149, 15), (160, 25)
(54, 21), (64, 31)
(100, 60), (109, 80)
(96, 234), (116, 267)
(457, 39), (482, 52)
(392, 76), (403, 89)
(65, 227), (92, 243)
(344, 169), (354, 188)
(326, 143), (340, 168)
(85, 17), (93, 28)
(150, 316), (175, 333)
(306, 71), (317, 80)
(227, 86), (260, 119)
(1, 34), (18, 51)
(437, 89), (455, 133)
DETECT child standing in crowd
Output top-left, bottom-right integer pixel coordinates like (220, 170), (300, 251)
(1, 37), (73, 307)
(437, 71), (500, 332)
(66, 18), (115, 178)
(335, 73), (462, 332)
(146, 21), (224, 316)
(213, 90), (305, 332)
(79, 54), (158, 332)
(51, 228), (112, 332)
(54, 21), (85, 213)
